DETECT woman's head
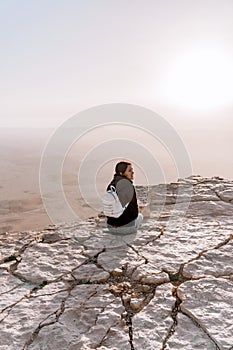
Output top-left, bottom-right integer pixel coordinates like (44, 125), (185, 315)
(115, 161), (134, 181)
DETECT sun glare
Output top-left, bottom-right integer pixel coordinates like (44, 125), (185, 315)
(159, 48), (233, 111)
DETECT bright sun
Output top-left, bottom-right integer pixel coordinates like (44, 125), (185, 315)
(159, 48), (233, 111)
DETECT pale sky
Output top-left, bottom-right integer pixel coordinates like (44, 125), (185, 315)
(0, 0), (233, 179)
(1, 0), (233, 126)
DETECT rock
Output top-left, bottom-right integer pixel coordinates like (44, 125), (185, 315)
(97, 246), (141, 272)
(111, 268), (123, 277)
(0, 284), (68, 348)
(16, 240), (87, 283)
(0, 175), (233, 349)
(138, 218), (230, 272)
(217, 189), (233, 201)
(133, 284), (175, 349)
(72, 264), (110, 283)
(130, 298), (143, 311)
(35, 285), (128, 350)
(183, 239), (233, 279)
(165, 313), (214, 349)
(177, 278), (233, 349)
(132, 262), (169, 285)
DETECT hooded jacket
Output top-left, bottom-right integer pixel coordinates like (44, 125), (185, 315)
(106, 174), (138, 227)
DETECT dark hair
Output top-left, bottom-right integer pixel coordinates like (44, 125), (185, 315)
(115, 161), (131, 175)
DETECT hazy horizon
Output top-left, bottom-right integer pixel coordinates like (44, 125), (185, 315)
(0, 126), (232, 183)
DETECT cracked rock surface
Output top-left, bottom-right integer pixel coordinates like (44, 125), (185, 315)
(0, 175), (233, 350)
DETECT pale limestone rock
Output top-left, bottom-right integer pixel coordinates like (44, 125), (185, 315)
(72, 264), (110, 283)
(0, 269), (24, 294)
(191, 186), (219, 202)
(93, 323), (132, 350)
(0, 176), (233, 350)
(138, 219), (230, 272)
(0, 230), (37, 261)
(41, 230), (64, 243)
(17, 240), (86, 283)
(28, 285), (128, 350)
(0, 282), (31, 322)
(79, 227), (137, 249)
(133, 284), (175, 349)
(183, 240), (233, 279)
(186, 200), (233, 217)
(97, 246), (141, 272)
(166, 313), (215, 349)
(216, 189), (233, 201)
(141, 273), (169, 285)
(0, 289), (68, 349)
(177, 278), (233, 349)
(131, 262), (169, 285)
(69, 228), (92, 242)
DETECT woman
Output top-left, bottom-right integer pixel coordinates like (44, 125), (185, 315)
(106, 161), (143, 234)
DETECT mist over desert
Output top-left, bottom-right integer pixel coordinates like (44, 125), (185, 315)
(0, 128), (97, 233)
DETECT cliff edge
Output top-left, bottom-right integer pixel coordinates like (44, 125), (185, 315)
(0, 175), (233, 350)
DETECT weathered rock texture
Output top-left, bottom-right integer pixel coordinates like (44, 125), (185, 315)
(0, 175), (232, 350)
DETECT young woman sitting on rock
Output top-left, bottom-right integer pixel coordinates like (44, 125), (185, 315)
(106, 161), (143, 234)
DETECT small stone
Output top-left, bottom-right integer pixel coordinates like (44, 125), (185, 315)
(122, 294), (131, 303)
(90, 271), (110, 283)
(141, 285), (151, 293)
(112, 268), (123, 277)
(141, 274), (169, 285)
(130, 298), (143, 311)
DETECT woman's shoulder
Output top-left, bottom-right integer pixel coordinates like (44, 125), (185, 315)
(116, 177), (134, 199)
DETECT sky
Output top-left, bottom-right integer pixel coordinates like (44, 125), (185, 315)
(0, 0), (233, 179)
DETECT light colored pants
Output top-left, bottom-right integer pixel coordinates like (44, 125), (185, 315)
(107, 213), (143, 234)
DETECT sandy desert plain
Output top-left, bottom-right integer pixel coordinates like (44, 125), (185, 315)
(0, 127), (98, 234)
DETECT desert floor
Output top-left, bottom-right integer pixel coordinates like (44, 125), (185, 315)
(0, 128), (97, 233)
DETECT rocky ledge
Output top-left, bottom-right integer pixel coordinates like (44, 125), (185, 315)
(0, 175), (233, 350)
